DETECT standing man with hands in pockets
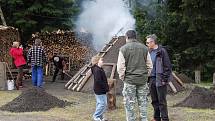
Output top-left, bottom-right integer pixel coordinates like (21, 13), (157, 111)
(117, 30), (153, 121)
(146, 34), (172, 121)
(27, 39), (48, 88)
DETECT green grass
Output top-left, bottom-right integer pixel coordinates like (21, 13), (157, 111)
(193, 82), (214, 89)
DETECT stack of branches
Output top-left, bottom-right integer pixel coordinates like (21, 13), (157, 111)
(29, 30), (96, 71)
(0, 25), (20, 66)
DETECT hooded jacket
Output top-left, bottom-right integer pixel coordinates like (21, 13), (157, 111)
(9, 47), (26, 67)
(149, 45), (172, 86)
(91, 65), (109, 95)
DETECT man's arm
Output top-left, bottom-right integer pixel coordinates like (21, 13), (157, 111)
(146, 52), (153, 76)
(162, 48), (172, 81)
(117, 51), (126, 81)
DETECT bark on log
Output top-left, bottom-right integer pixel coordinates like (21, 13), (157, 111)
(0, 6), (7, 26)
(107, 79), (116, 110)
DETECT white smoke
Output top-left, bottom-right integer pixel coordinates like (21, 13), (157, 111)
(76, 0), (135, 50)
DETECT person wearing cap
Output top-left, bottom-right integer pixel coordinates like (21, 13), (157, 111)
(146, 34), (172, 121)
(9, 41), (26, 90)
(52, 52), (66, 82)
(117, 30), (153, 121)
(27, 39), (48, 88)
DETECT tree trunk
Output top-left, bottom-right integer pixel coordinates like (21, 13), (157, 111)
(0, 5), (7, 26)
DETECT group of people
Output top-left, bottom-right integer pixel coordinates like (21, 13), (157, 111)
(91, 30), (172, 121)
(9, 39), (66, 90)
(9, 30), (171, 121)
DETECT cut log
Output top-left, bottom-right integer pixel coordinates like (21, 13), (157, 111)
(107, 79), (116, 110)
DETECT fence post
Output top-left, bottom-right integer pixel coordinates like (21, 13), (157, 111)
(213, 72), (215, 86)
(195, 70), (201, 84)
(0, 62), (7, 90)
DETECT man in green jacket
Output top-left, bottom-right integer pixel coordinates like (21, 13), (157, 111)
(117, 30), (153, 121)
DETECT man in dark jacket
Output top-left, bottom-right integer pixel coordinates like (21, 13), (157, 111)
(52, 53), (65, 82)
(146, 34), (172, 121)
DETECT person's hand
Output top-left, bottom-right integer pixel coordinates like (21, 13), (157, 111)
(19, 45), (23, 49)
(27, 63), (31, 67)
(161, 81), (166, 85)
(63, 70), (65, 73)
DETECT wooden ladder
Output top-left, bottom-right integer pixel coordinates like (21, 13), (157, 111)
(65, 37), (119, 91)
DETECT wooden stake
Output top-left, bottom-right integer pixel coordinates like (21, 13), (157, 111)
(0, 6), (7, 26)
(195, 70), (201, 84)
(45, 64), (48, 76)
(213, 72), (215, 86)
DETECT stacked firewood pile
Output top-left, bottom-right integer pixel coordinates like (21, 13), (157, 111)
(0, 26), (20, 66)
(29, 30), (96, 71)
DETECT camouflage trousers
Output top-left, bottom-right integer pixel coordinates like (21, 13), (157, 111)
(122, 82), (149, 121)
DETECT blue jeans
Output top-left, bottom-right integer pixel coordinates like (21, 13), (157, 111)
(32, 66), (43, 87)
(93, 94), (107, 120)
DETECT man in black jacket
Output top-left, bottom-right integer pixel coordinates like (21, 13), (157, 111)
(146, 34), (172, 121)
(52, 53), (65, 82)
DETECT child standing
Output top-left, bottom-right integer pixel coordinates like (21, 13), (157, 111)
(91, 56), (109, 121)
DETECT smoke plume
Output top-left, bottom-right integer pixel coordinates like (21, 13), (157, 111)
(76, 0), (135, 50)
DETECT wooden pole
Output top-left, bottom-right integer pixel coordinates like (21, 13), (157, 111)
(213, 72), (215, 86)
(107, 79), (116, 110)
(0, 62), (7, 90)
(195, 70), (201, 84)
(0, 5), (7, 26)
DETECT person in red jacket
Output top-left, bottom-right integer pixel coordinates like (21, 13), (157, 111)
(9, 41), (26, 90)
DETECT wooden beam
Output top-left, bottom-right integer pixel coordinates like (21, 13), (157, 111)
(213, 72), (215, 86)
(172, 72), (183, 86)
(0, 6), (7, 26)
(168, 81), (177, 93)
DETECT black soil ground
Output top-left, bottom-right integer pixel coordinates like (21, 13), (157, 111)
(175, 86), (215, 109)
(0, 87), (74, 112)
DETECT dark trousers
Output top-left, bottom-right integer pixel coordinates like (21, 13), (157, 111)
(149, 78), (169, 121)
(16, 65), (24, 90)
(52, 67), (64, 82)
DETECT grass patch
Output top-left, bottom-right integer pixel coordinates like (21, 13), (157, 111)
(194, 82), (213, 89)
